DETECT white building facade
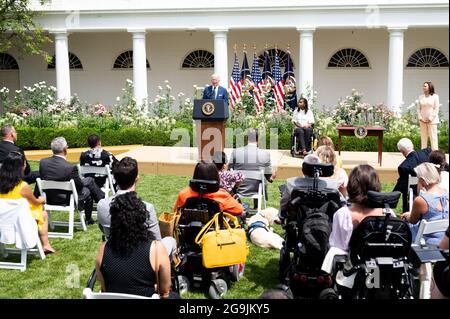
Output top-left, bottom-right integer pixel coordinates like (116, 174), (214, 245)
(1, 0), (449, 117)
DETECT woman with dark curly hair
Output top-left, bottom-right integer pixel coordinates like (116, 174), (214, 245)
(328, 164), (392, 252)
(95, 192), (174, 298)
(0, 151), (54, 253)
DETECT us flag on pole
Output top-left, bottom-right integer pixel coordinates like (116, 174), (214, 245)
(251, 51), (263, 113)
(273, 51), (285, 111)
(229, 52), (242, 110)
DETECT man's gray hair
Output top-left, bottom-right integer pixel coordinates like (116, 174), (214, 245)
(1, 124), (14, 138)
(397, 138), (414, 153)
(303, 154), (321, 165)
(51, 137), (68, 154)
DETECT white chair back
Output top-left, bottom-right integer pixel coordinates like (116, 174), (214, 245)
(408, 175), (418, 212)
(83, 288), (157, 299)
(0, 198), (45, 271)
(237, 169), (267, 214)
(414, 219), (449, 246)
(78, 164), (115, 196)
(36, 178), (86, 239)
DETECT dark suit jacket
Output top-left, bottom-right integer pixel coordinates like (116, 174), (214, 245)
(0, 140), (31, 175)
(393, 148), (431, 212)
(202, 85), (229, 106)
(38, 155), (84, 205)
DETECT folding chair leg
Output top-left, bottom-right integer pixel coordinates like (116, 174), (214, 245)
(36, 236), (46, 260)
(20, 249), (27, 272)
(419, 263), (432, 299)
(48, 212), (55, 230)
(79, 210), (87, 231)
(0, 243), (6, 258)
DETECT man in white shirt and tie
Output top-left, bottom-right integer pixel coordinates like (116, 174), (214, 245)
(203, 73), (229, 106)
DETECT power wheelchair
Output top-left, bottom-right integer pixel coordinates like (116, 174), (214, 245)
(290, 125), (320, 158)
(174, 179), (243, 299)
(279, 162), (344, 298)
(328, 191), (416, 299)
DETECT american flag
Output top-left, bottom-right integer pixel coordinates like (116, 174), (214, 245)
(229, 52), (241, 110)
(251, 51), (264, 113)
(273, 51), (285, 111)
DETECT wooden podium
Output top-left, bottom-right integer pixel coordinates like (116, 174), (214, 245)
(193, 99), (229, 160)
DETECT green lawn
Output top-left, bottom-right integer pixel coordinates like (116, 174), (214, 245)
(0, 162), (401, 299)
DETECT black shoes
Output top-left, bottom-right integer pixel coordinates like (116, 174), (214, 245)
(86, 218), (96, 225)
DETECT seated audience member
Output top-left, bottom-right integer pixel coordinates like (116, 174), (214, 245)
(428, 149), (449, 195)
(317, 135), (343, 169)
(173, 161), (244, 216)
(212, 151), (244, 196)
(292, 97), (315, 156)
(95, 192), (178, 299)
(401, 163), (448, 246)
(431, 227), (449, 299)
(329, 165), (388, 252)
(229, 128), (276, 207)
(97, 157), (176, 257)
(316, 145), (348, 197)
(79, 134), (118, 189)
(0, 151), (54, 253)
(38, 137), (104, 225)
(393, 137), (431, 213)
(0, 124), (39, 184)
(279, 154), (341, 218)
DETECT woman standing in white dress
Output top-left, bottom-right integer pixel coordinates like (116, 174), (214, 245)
(417, 81), (440, 150)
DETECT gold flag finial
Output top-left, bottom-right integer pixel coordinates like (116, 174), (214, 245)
(233, 43), (237, 52)
(253, 44), (257, 52)
(287, 43), (291, 53)
(243, 43), (247, 53)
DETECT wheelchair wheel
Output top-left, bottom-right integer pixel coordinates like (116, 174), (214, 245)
(177, 275), (191, 295)
(319, 288), (339, 300)
(230, 263), (245, 282)
(279, 246), (290, 282)
(208, 279), (228, 299)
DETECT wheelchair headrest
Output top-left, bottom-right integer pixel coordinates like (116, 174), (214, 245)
(302, 162), (334, 178)
(189, 179), (220, 194)
(367, 191), (401, 209)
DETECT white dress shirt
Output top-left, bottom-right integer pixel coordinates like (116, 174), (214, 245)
(292, 108), (315, 127)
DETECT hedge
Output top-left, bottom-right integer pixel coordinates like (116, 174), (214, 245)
(16, 126), (449, 152)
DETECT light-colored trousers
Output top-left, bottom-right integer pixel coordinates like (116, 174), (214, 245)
(420, 121), (438, 150)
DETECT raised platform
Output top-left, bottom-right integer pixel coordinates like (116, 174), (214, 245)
(25, 145), (142, 163)
(114, 146), (428, 183)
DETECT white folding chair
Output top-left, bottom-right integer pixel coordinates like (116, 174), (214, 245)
(83, 288), (158, 299)
(413, 219), (449, 299)
(77, 164), (115, 197)
(0, 198), (45, 271)
(36, 178), (86, 239)
(408, 175), (418, 212)
(237, 169), (267, 215)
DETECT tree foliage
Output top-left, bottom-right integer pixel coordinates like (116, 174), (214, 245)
(0, 0), (50, 59)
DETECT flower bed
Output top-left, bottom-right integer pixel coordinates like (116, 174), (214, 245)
(1, 81), (448, 152)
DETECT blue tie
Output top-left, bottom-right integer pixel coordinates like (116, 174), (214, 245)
(213, 86), (217, 99)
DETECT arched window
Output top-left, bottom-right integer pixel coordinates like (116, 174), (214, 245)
(182, 50), (214, 68)
(328, 48), (370, 68)
(258, 49), (293, 69)
(47, 52), (83, 69)
(406, 48), (449, 68)
(113, 50), (150, 69)
(0, 53), (19, 70)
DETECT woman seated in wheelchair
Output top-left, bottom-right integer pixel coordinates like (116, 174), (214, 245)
(401, 162), (449, 246)
(173, 161), (244, 217)
(95, 192), (177, 298)
(328, 165), (392, 253)
(292, 97), (315, 156)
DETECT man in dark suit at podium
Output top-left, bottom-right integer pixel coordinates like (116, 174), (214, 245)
(202, 73), (229, 106)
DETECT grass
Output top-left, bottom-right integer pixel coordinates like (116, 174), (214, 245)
(0, 161), (402, 299)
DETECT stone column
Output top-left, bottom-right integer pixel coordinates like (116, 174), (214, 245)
(387, 26), (407, 115)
